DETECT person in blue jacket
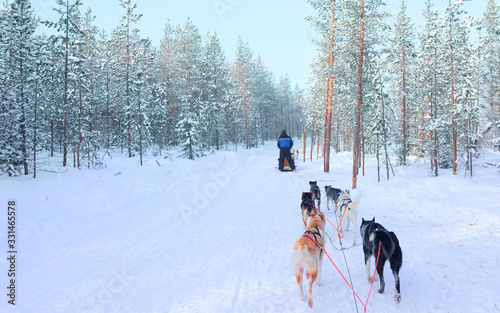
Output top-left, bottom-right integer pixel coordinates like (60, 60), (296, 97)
(277, 129), (296, 171)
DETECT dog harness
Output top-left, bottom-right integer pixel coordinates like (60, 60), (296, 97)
(341, 198), (352, 211)
(303, 226), (324, 257)
(303, 226), (322, 245)
(331, 191), (341, 198)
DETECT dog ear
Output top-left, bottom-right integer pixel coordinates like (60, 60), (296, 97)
(362, 217), (365, 222)
(372, 217), (375, 222)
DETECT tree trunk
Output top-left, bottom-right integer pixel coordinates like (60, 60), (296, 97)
(243, 73), (249, 149)
(310, 130), (314, 161)
(139, 83), (143, 166)
(449, 0), (457, 174)
(382, 94), (389, 180)
(106, 65), (110, 150)
(63, 0), (70, 167)
(324, 0), (336, 173)
(402, 17), (407, 166)
(303, 126), (306, 163)
(353, 0), (364, 190)
(361, 113), (365, 176)
(433, 47), (439, 176)
(33, 63), (39, 179)
(77, 76), (82, 169)
(376, 132), (380, 182)
(317, 136), (321, 159)
(126, 7), (132, 158)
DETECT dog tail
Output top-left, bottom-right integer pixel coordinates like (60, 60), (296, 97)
(350, 194), (362, 211)
(369, 230), (395, 258)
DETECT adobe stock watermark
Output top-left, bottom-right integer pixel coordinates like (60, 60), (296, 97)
(76, 268), (132, 313)
(255, 289), (287, 311)
(180, 150), (257, 224)
(213, 0), (244, 21)
(427, 275), (467, 312)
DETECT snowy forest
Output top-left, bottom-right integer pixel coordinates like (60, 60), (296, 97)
(303, 0), (500, 187)
(0, 0), (302, 177)
(1, 0), (499, 182)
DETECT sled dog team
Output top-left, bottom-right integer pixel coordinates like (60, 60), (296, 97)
(292, 181), (403, 308)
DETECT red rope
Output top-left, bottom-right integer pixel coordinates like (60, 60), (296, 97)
(317, 207), (347, 239)
(306, 235), (381, 313)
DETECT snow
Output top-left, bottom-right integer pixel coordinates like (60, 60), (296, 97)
(1, 141), (499, 313)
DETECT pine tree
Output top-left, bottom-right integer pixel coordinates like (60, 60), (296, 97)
(306, 0), (340, 172)
(156, 21), (177, 148)
(119, 0), (142, 158)
(341, 0), (388, 188)
(0, 0), (38, 176)
(445, 0), (461, 174)
(366, 55), (395, 181)
(481, 0), (500, 150)
(175, 19), (203, 159)
(231, 37), (254, 149)
(176, 112), (198, 160)
(133, 38), (154, 165)
(388, 0), (417, 165)
(252, 54), (275, 142)
(420, 0), (447, 175)
(43, 0), (84, 167)
(201, 32), (228, 151)
(78, 8), (101, 169)
(31, 36), (52, 178)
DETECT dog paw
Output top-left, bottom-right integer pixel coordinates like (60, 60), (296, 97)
(367, 276), (378, 283)
(299, 293), (306, 301)
(308, 297), (313, 308)
(315, 281), (322, 286)
(394, 293), (401, 303)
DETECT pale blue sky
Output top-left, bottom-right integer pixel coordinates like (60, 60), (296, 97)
(32, 0), (487, 88)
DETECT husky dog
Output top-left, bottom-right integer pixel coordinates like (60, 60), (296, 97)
(292, 148), (299, 160)
(324, 186), (342, 211)
(301, 192), (317, 228)
(337, 190), (361, 246)
(309, 181), (321, 210)
(360, 217), (403, 303)
(292, 211), (326, 308)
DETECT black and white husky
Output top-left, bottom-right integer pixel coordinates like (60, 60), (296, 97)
(360, 217), (403, 303)
(309, 181), (321, 210)
(324, 186), (342, 211)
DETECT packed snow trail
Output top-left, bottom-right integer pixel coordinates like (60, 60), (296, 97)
(1, 141), (499, 312)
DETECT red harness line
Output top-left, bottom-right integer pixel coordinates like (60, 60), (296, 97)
(306, 235), (382, 313)
(316, 207), (347, 239)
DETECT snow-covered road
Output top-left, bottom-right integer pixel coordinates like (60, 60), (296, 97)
(1, 141), (499, 312)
